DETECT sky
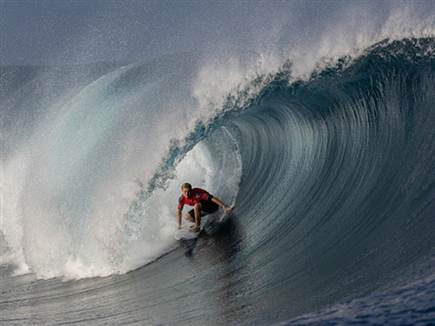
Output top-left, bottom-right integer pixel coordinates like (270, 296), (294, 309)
(0, 0), (434, 65)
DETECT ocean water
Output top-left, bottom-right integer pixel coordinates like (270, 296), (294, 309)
(1, 38), (435, 325)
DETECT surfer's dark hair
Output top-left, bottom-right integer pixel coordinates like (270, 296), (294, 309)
(181, 183), (192, 189)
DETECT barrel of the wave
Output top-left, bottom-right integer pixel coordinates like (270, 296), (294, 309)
(174, 183), (235, 240)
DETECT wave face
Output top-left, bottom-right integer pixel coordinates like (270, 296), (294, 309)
(222, 37), (435, 321)
(1, 38), (435, 325)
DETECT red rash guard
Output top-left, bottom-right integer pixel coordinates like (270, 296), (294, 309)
(178, 188), (213, 210)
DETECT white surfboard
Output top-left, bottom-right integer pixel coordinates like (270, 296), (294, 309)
(174, 227), (200, 240)
(174, 213), (216, 240)
(174, 209), (234, 240)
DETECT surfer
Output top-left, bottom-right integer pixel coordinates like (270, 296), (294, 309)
(177, 183), (234, 232)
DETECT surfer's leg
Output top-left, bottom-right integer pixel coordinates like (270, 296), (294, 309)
(185, 210), (195, 222)
(191, 203), (202, 232)
(201, 200), (219, 214)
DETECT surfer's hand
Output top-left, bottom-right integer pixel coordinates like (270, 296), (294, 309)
(224, 206), (234, 214)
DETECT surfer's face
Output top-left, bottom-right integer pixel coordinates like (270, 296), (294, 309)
(182, 187), (191, 198)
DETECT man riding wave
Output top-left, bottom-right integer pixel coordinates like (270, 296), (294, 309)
(177, 182), (234, 232)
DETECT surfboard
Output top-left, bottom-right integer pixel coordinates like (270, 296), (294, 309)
(174, 208), (235, 240)
(174, 212), (217, 240)
(174, 226), (200, 240)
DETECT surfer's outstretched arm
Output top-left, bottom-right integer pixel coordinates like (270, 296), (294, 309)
(211, 196), (234, 214)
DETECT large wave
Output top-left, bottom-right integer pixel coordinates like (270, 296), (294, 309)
(1, 35), (435, 324)
(1, 36), (434, 299)
(224, 38), (435, 319)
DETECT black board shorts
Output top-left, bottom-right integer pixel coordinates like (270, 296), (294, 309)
(188, 200), (219, 217)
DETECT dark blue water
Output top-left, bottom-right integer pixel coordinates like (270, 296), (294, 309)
(1, 38), (435, 325)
